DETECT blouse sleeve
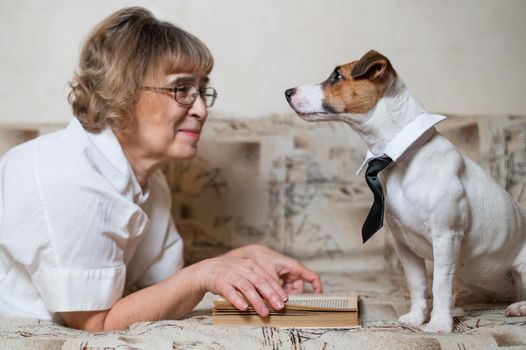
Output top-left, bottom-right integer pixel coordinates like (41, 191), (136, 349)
(29, 167), (149, 312)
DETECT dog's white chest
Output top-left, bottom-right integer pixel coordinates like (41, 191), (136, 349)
(384, 173), (435, 260)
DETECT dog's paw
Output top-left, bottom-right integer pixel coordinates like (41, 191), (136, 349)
(505, 301), (526, 317)
(398, 310), (427, 327)
(422, 313), (453, 333)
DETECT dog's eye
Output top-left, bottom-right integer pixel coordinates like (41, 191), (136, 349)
(331, 70), (343, 82)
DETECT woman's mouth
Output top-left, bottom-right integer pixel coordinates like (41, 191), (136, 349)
(178, 129), (201, 138)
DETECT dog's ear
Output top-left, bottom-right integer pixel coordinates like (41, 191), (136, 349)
(351, 50), (391, 80)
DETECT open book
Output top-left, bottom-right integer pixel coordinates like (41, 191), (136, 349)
(213, 293), (360, 328)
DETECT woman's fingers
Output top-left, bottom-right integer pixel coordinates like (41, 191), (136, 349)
(252, 264), (288, 302)
(212, 262), (272, 317)
(233, 277), (270, 317)
(301, 268), (323, 293)
(219, 284), (249, 311)
(245, 265), (287, 310)
(217, 263), (286, 316)
(278, 262), (323, 294)
(283, 279), (304, 294)
(216, 278), (268, 316)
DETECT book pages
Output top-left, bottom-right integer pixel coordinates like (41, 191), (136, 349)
(284, 294), (357, 311)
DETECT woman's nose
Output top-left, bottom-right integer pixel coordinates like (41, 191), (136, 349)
(189, 95), (207, 120)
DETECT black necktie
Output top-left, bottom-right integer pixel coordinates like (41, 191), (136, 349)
(362, 155), (393, 243)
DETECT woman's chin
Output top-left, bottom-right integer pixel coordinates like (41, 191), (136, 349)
(169, 145), (198, 161)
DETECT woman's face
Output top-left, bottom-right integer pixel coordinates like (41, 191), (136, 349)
(129, 72), (209, 163)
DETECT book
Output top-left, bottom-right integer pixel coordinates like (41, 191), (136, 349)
(213, 293), (360, 328)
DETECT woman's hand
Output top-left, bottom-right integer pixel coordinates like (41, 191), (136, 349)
(195, 256), (289, 317)
(224, 244), (323, 295)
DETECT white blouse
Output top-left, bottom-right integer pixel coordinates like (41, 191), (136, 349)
(0, 118), (184, 322)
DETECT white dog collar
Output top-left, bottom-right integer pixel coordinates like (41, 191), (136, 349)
(356, 113), (447, 176)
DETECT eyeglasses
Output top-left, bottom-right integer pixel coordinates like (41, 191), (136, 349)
(142, 84), (218, 107)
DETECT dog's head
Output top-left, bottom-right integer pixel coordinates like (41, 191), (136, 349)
(285, 50), (397, 122)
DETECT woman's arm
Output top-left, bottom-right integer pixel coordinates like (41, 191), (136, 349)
(60, 262), (203, 332)
(60, 255), (288, 332)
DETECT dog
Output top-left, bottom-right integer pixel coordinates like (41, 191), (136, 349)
(285, 50), (526, 333)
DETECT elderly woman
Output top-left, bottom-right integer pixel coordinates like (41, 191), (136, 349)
(0, 7), (321, 331)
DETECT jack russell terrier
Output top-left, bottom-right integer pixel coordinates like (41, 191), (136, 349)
(285, 50), (526, 333)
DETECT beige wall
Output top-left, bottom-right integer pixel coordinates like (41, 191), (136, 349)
(1, 0), (525, 124)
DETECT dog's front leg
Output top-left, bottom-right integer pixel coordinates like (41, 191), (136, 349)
(424, 231), (462, 333)
(391, 234), (429, 327)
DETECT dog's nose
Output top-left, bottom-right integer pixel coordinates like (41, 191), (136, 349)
(284, 88), (296, 101)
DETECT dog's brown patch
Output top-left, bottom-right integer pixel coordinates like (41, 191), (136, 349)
(321, 50), (396, 115)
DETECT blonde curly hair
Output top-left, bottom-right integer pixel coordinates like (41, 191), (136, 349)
(68, 7), (214, 132)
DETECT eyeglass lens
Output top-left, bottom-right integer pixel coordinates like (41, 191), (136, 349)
(176, 85), (216, 107)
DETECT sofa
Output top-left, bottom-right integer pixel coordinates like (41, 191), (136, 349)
(1, 114), (526, 349)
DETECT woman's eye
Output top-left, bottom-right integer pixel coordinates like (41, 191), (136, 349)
(177, 85), (190, 92)
(176, 85), (192, 96)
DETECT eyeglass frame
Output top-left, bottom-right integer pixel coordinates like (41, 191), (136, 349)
(141, 84), (218, 108)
